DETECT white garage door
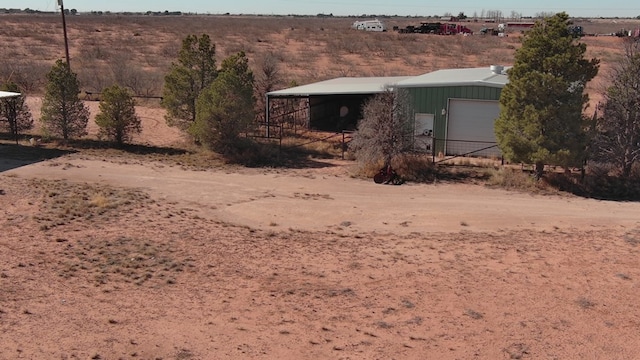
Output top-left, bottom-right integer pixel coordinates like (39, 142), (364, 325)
(447, 99), (501, 157)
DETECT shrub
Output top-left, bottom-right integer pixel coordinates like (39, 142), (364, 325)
(191, 52), (255, 154)
(94, 84), (141, 145)
(392, 153), (436, 182)
(487, 167), (549, 192)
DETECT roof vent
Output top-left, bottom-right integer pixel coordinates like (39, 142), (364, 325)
(490, 65), (504, 74)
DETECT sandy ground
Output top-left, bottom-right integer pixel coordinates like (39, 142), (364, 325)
(2, 134), (640, 359)
(4, 26), (640, 357)
(2, 15), (640, 359)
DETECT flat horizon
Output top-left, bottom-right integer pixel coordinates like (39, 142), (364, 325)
(2, 0), (640, 19)
(3, 9), (640, 20)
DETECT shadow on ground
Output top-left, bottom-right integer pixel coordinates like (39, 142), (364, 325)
(64, 138), (190, 156)
(0, 143), (75, 172)
(0, 136), (191, 173)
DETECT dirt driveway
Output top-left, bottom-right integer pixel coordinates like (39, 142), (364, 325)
(2, 154), (640, 360)
(6, 155), (639, 235)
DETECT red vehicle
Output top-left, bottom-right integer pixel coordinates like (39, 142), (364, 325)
(452, 24), (473, 34)
(444, 23), (473, 34)
(439, 23), (473, 35)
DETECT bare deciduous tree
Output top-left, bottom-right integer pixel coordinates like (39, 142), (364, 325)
(592, 39), (640, 178)
(349, 89), (414, 168)
(254, 51), (282, 122)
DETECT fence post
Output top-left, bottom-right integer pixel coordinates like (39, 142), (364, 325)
(432, 138), (436, 163)
(279, 124), (282, 154)
(342, 132), (345, 160)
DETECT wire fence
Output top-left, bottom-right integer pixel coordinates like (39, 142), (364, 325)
(411, 136), (502, 163)
(431, 138), (501, 163)
(246, 123), (502, 165)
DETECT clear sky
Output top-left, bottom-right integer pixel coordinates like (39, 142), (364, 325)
(5, 0), (640, 18)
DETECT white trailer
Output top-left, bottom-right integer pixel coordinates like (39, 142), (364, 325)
(351, 19), (386, 32)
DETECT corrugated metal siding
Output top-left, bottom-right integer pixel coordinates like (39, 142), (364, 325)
(406, 85), (502, 154)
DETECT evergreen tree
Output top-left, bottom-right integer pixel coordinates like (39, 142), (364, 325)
(95, 84), (141, 146)
(0, 82), (33, 144)
(219, 51), (254, 88)
(40, 59), (89, 140)
(494, 12), (599, 178)
(162, 34), (217, 131)
(191, 52), (255, 153)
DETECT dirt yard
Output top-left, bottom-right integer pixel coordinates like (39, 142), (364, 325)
(2, 13), (640, 360)
(2, 136), (640, 359)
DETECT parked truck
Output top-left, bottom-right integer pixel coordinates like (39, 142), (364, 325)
(479, 23), (506, 36)
(394, 22), (472, 35)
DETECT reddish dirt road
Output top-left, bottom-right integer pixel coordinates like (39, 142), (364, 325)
(2, 154), (640, 359)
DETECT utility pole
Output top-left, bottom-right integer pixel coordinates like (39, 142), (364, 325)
(58, 0), (71, 69)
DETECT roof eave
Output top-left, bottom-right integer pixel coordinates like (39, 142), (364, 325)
(0, 91), (21, 99)
(397, 80), (507, 89)
(267, 91), (385, 97)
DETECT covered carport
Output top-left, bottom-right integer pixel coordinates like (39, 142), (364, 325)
(265, 76), (411, 133)
(0, 90), (23, 143)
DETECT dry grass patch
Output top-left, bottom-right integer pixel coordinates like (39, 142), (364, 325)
(89, 193), (111, 208)
(0, 14), (633, 99)
(486, 167), (558, 194)
(57, 235), (195, 287)
(278, 130), (347, 160)
(18, 178), (153, 230)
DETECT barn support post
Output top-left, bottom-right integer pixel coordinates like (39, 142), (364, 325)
(292, 98), (296, 134)
(279, 123), (283, 153)
(434, 107), (441, 160)
(443, 100), (450, 156)
(7, 98), (18, 144)
(265, 94), (270, 138)
(432, 138), (436, 163)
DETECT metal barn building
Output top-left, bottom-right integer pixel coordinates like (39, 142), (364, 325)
(397, 65), (508, 157)
(266, 66), (508, 156)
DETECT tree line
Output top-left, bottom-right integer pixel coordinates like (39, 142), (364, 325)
(1, 33), (279, 155)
